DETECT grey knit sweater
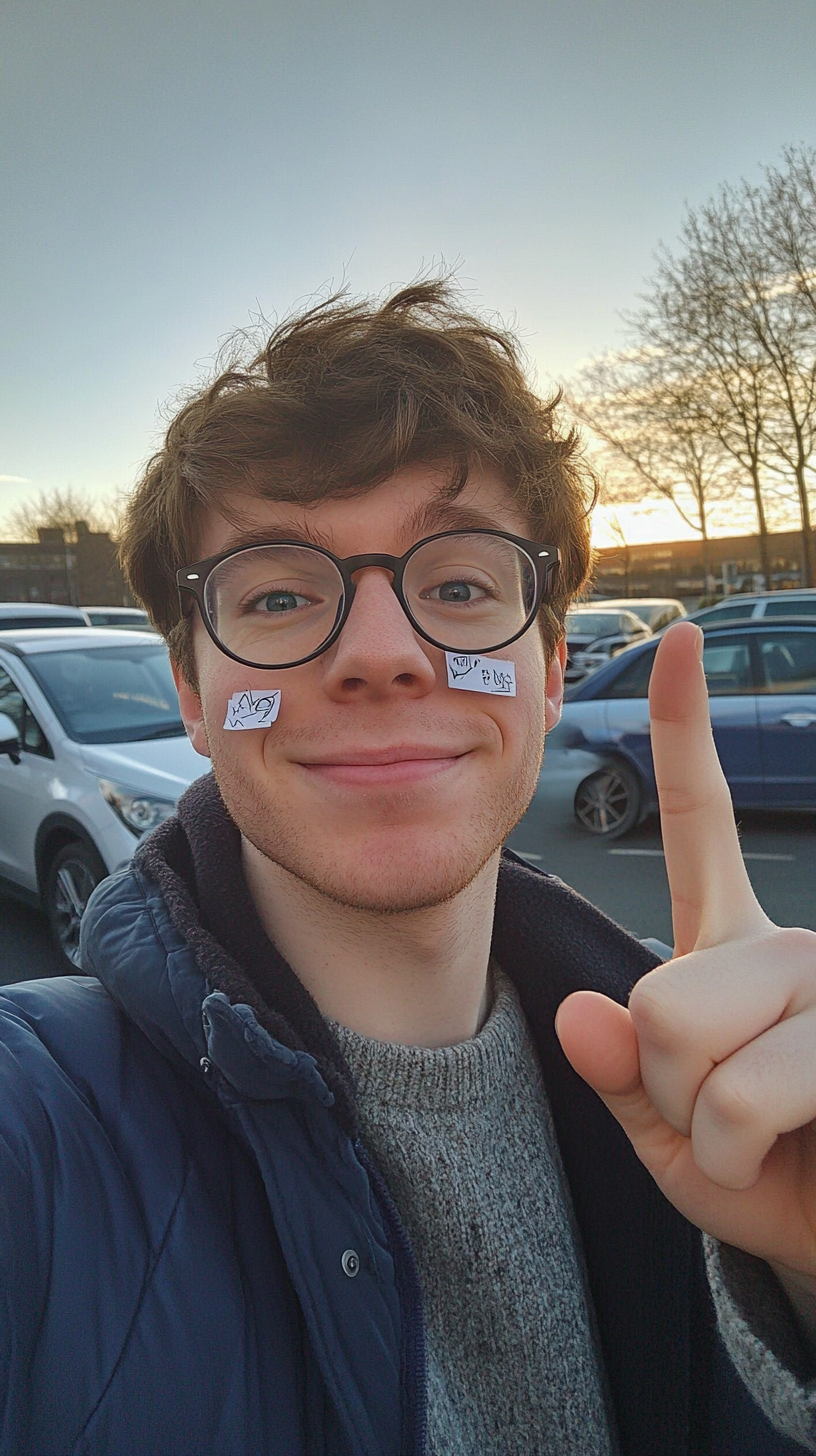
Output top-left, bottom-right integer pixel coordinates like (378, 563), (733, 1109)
(331, 969), (816, 1454)
(330, 970), (617, 1456)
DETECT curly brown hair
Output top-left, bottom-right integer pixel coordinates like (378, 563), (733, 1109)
(119, 280), (595, 687)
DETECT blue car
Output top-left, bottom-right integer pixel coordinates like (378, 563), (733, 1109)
(555, 617), (816, 837)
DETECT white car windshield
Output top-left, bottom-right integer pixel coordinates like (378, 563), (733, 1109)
(26, 644), (185, 744)
(566, 612), (627, 637)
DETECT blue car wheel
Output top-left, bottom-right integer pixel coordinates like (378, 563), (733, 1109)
(574, 761), (643, 838)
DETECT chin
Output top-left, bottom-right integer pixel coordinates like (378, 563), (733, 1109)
(249, 819), (503, 913)
(214, 743), (541, 914)
(284, 836), (500, 913)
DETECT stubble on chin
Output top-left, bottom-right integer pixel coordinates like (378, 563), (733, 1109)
(208, 721), (545, 915)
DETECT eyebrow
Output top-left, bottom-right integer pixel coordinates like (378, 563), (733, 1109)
(217, 521), (335, 555)
(213, 498), (526, 560)
(400, 498), (521, 542)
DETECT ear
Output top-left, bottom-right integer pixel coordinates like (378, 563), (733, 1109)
(544, 638), (566, 732)
(171, 662), (211, 759)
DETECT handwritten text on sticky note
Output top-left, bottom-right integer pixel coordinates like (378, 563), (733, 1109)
(445, 653), (516, 696)
(223, 689), (281, 730)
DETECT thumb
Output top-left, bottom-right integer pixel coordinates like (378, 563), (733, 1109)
(555, 991), (671, 1161)
(555, 990), (641, 1096)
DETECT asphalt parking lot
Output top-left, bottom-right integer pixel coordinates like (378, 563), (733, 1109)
(0, 896), (64, 984)
(1, 787), (814, 986)
(506, 776), (816, 948)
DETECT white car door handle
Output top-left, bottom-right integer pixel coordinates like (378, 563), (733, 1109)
(780, 712), (816, 728)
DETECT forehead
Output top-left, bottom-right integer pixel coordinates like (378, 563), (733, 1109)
(195, 463), (532, 560)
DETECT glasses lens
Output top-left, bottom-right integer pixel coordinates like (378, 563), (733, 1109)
(403, 533), (538, 651)
(204, 546), (344, 666)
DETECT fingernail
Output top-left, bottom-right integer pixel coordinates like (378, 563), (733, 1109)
(695, 627), (704, 660)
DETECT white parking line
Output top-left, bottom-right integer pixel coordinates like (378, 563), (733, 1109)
(608, 848), (795, 862)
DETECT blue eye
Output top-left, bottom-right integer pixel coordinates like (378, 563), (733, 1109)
(259, 591), (306, 613)
(427, 580), (489, 604)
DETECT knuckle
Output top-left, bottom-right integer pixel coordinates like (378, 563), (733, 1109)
(699, 1064), (763, 1134)
(656, 781), (726, 818)
(654, 787), (698, 817)
(775, 925), (816, 970)
(628, 973), (690, 1051)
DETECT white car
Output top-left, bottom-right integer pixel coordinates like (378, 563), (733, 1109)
(0, 628), (207, 968)
(597, 598), (687, 632)
(564, 607), (653, 683)
(687, 590), (816, 627)
(81, 606), (152, 631)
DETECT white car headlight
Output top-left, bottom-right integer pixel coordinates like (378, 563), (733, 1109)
(99, 779), (177, 836)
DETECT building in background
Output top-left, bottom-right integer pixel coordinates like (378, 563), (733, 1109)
(592, 529), (812, 605)
(0, 522), (131, 607)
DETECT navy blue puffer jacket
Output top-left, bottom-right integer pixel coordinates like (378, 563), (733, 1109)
(0, 777), (806, 1455)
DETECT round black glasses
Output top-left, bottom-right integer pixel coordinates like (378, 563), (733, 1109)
(176, 529), (560, 671)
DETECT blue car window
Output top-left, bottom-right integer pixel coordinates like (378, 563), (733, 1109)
(700, 602), (755, 623)
(756, 631), (816, 694)
(600, 645), (656, 699)
(763, 598), (816, 618)
(702, 639), (752, 696)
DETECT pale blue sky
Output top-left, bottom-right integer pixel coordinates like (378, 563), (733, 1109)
(2, 0), (816, 532)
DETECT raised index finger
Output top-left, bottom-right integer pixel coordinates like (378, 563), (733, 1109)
(649, 621), (768, 955)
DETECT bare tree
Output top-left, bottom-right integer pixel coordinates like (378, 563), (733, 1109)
(762, 146), (816, 326)
(639, 156), (816, 585)
(634, 253), (778, 588)
(3, 487), (123, 543)
(568, 347), (735, 591)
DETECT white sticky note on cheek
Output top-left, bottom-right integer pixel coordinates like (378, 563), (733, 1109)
(445, 653), (517, 696)
(223, 689), (282, 730)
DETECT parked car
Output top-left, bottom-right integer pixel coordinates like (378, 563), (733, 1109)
(597, 598), (687, 632)
(0, 628), (207, 967)
(0, 602), (88, 630)
(81, 606), (152, 630)
(564, 607), (652, 683)
(687, 589), (816, 627)
(552, 616), (816, 837)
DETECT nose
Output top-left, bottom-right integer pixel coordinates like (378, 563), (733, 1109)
(320, 568), (438, 701)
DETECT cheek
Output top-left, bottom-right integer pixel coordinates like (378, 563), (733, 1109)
(197, 649), (314, 752)
(491, 645), (547, 758)
(516, 639), (547, 718)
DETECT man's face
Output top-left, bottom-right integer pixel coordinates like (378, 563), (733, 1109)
(175, 464), (565, 913)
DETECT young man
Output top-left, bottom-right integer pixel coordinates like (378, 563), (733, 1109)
(1, 282), (815, 1455)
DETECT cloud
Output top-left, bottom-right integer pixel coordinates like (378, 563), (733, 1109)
(0, 475), (32, 484)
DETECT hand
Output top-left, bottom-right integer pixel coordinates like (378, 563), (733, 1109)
(555, 621), (816, 1288)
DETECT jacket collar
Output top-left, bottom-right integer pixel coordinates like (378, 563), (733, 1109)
(132, 772), (360, 1126)
(106, 770), (666, 1130)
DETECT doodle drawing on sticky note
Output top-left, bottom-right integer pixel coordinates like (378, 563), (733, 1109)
(445, 653), (516, 696)
(223, 688), (282, 730)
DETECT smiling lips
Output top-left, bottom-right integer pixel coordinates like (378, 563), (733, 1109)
(299, 747), (468, 787)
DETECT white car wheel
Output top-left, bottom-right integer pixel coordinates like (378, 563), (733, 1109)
(45, 841), (106, 971)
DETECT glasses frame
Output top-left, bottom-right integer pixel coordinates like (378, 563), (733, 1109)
(176, 528), (560, 671)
